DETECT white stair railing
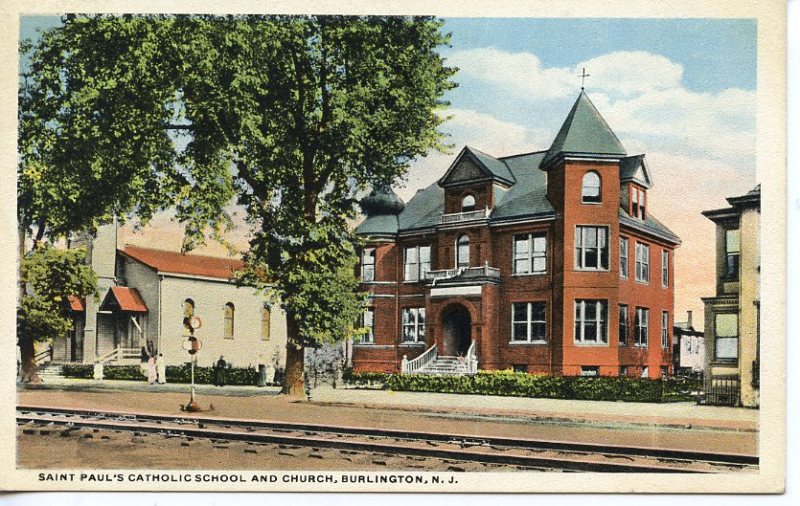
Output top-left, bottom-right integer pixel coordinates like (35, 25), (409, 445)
(466, 340), (478, 374)
(97, 347), (141, 365)
(402, 344), (437, 374)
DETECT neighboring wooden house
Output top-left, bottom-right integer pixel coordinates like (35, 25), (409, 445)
(353, 92), (680, 378)
(702, 185), (760, 407)
(52, 224), (286, 369)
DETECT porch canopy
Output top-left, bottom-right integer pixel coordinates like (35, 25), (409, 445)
(100, 287), (148, 313)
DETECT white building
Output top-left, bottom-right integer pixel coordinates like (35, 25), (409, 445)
(52, 224), (287, 369)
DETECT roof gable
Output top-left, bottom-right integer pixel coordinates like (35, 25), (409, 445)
(541, 91), (627, 169)
(121, 245), (244, 280)
(438, 146), (515, 187)
(620, 154), (652, 188)
(101, 287), (148, 313)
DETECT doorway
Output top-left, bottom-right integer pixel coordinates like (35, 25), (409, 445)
(441, 304), (472, 357)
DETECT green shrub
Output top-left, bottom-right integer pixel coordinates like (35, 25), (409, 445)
(103, 365), (146, 381)
(345, 369), (697, 403)
(61, 364), (92, 379)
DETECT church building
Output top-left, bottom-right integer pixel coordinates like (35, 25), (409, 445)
(51, 223), (287, 370)
(353, 92), (680, 378)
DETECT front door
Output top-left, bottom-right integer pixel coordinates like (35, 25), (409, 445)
(441, 304), (472, 357)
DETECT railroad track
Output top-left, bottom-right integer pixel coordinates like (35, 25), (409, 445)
(17, 405), (758, 473)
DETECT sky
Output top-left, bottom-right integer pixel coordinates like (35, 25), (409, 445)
(19, 16), (758, 331)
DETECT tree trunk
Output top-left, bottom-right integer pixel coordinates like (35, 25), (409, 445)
(19, 336), (40, 384)
(282, 314), (305, 396)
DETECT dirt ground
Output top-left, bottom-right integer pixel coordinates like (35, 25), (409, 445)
(16, 388), (757, 469)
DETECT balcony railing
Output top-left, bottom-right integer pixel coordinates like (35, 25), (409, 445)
(440, 207), (490, 225)
(424, 263), (501, 283)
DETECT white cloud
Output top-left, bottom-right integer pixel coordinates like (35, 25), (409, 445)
(445, 48), (755, 165)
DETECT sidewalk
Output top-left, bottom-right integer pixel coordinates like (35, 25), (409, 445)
(21, 377), (281, 397)
(18, 377), (758, 433)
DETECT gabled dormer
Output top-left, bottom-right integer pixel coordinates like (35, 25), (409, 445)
(619, 155), (653, 220)
(438, 146), (516, 217)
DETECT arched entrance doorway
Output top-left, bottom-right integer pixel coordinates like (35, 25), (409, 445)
(441, 304), (472, 357)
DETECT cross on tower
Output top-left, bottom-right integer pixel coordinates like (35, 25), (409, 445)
(580, 67), (590, 91)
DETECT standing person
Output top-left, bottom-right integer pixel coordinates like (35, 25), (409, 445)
(156, 353), (167, 384)
(214, 356), (227, 387)
(140, 346), (149, 378)
(148, 354), (157, 384)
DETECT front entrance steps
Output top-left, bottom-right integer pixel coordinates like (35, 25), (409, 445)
(416, 355), (472, 375)
(37, 362), (66, 380)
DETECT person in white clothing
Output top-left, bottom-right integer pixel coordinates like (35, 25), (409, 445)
(156, 353), (167, 384)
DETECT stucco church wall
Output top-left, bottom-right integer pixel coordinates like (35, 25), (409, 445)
(158, 276), (287, 368)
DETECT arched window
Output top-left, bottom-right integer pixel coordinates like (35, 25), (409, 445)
(224, 302), (235, 339)
(461, 194), (476, 212)
(183, 299), (195, 334)
(581, 172), (601, 203)
(456, 235), (470, 268)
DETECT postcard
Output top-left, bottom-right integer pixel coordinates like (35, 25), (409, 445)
(0, 0), (787, 495)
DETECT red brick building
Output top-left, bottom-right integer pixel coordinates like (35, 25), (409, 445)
(353, 92), (680, 378)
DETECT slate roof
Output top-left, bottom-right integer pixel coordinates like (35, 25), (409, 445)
(619, 154), (652, 188)
(121, 245), (244, 279)
(541, 91), (627, 168)
(619, 209), (681, 244)
(464, 147), (516, 185)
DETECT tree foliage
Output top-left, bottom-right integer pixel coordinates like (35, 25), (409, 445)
(19, 15), (456, 391)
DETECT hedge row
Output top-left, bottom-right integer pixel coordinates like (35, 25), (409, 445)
(60, 363), (264, 386)
(343, 369), (699, 403)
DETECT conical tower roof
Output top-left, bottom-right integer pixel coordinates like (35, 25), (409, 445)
(541, 91), (627, 168)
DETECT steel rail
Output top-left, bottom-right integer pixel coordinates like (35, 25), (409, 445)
(17, 405), (757, 472)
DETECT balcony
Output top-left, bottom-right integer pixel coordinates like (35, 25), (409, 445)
(440, 207), (490, 225)
(425, 264), (501, 283)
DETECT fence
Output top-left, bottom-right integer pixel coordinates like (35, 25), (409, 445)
(703, 374), (741, 406)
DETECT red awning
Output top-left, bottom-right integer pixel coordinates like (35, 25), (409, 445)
(67, 295), (85, 312)
(101, 287), (148, 313)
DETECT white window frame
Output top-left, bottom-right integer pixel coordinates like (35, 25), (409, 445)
(619, 237), (629, 278)
(456, 235), (470, 269)
(361, 248), (375, 282)
(513, 233), (547, 275)
(404, 245), (431, 282)
(361, 308), (374, 344)
(581, 171), (601, 203)
(714, 313), (739, 361)
(661, 311), (669, 349)
(634, 307), (649, 348)
(631, 187), (646, 219)
(635, 242), (650, 283)
(661, 250), (669, 288)
(401, 307), (426, 343)
(574, 300), (608, 345)
(511, 301), (547, 343)
(619, 304), (628, 346)
(574, 226), (609, 271)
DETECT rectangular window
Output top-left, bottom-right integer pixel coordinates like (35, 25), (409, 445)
(714, 313), (738, 361)
(660, 366), (669, 378)
(361, 309), (374, 344)
(661, 250), (669, 288)
(404, 245), (431, 282)
(635, 242), (650, 283)
(511, 302), (547, 342)
(574, 300), (608, 344)
(661, 311), (669, 349)
(580, 366), (599, 377)
(725, 229), (740, 281)
(641, 366), (649, 378)
(261, 305), (271, 341)
(575, 226), (609, 270)
(513, 234), (547, 274)
(619, 237), (629, 278)
(401, 307), (426, 343)
(619, 305), (628, 346)
(634, 307), (649, 347)
(631, 187), (646, 219)
(361, 248), (375, 282)
(619, 366), (629, 376)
